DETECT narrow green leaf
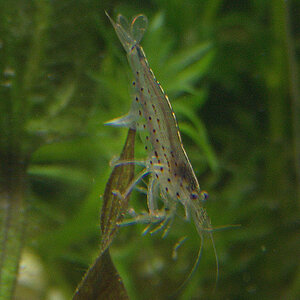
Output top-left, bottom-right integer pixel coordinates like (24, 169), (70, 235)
(174, 102), (218, 171)
(166, 42), (213, 75)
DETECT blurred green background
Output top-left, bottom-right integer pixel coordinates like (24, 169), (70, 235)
(1, 0), (299, 299)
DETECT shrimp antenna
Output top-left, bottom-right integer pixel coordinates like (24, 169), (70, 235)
(172, 233), (204, 296)
(209, 231), (219, 292)
(207, 223), (241, 291)
(210, 224), (241, 232)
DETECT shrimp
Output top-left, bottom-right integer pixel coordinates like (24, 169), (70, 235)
(105, 12), (222, 287)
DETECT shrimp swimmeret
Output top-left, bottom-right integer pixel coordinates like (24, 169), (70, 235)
(105, 12), (225, 286)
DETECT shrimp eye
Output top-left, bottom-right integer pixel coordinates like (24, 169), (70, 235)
(200, 190), (209, 201)
(190, 193), (198, 200)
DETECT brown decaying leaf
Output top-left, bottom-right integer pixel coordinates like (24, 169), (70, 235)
(100, 128), (136, 252)
(73, 128), (136, 300)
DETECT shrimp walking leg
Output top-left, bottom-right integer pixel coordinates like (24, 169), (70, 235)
(146, 174), (159, 215)
(112, 168), (150, 201)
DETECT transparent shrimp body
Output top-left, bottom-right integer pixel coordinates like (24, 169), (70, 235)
(106, 12), (222, 288)
(106, 13), (209, 218)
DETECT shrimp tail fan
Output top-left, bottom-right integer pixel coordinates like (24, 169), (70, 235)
(105, 12), (148, 53)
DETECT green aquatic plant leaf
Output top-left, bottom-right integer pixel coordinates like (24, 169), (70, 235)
(173, 101), (218, 171)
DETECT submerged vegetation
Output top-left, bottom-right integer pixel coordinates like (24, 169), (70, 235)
(0, 0), (299, 299)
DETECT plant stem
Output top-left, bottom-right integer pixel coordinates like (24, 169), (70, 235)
(0, 156), (27, 299)
(284, 0), (300, 204)
(265, 0), (289, 202)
